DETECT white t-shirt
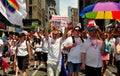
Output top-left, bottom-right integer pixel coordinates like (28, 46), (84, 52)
(81, 39), (103, 68)
(10, 45), (17, 54)
(35, 42), (43, 52)
(47, 37), (62, 62)
(62, 36), (83, 63)
(17, 41), (28, 56)
(0, 39), (4, 57)
(109, 37), (115, 48)
(43, 37), (49, 53)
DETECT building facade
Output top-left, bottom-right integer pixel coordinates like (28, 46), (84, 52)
(68, 7), (79, 26)
(24, 0), (58, 31)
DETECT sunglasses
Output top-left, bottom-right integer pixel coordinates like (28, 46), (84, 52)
(53, 34), (58, 36)
(75, 29), (80, 32)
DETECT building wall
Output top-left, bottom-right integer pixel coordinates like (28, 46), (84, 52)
(25, 0), (46, 28)
(55, 0), (60, 15)
(25, 0), (57, 28)
(71, 8), (79, 24)
(68, 6), (72, 22)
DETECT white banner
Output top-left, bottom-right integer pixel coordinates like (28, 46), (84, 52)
(0, 0), (27, 26)
(51, 15), (68, 33)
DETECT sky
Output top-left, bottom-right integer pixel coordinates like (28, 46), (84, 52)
(60, 0), (78, 16)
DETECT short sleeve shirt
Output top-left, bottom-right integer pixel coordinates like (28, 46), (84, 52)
(81, 39), (103, 68)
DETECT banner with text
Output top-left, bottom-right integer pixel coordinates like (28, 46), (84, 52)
(51, 15), (68, 33)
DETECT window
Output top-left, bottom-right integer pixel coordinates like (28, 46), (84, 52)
(29, 6), (32, 19)
(29, 0), (32, 4)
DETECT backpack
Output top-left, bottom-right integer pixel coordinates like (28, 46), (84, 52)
(68, 36), (84, 52)
(71, 36), (84, 43)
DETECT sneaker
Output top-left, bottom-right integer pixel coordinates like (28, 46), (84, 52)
(33, 66), (36, 70)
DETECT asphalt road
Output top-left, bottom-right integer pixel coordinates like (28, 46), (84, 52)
(0, 58), (117, 76)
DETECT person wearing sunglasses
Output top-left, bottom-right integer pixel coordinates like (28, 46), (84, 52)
(62, 26), (84, 76)
(44, 22), (67, 76)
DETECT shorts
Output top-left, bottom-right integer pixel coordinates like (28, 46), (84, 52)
(34, 52), (42, 61)
(85, 65), (102, 76)
(10, 55), (15, 61)
(110, 47), (115, 53)
(17, 55), (29, 70)
(62, 54), (68, 62)
(42, 52), (47, 62)
(67, 62), (81, 72)
(116, 60), (120, 75)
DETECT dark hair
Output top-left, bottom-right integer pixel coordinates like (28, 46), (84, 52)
(19, 33), (25, 37)
(34, 37), (42, 45)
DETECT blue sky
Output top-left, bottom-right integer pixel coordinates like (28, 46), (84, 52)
(60, 0), (78, 16)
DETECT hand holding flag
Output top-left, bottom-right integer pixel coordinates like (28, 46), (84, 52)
(2, 32), (7, 42)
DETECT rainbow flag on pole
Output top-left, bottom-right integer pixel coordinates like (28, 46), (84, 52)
(48, 25), (55, 33)
(2, 32), (7, 42)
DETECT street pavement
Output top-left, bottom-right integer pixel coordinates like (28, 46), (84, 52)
(0, 57), (118, 76)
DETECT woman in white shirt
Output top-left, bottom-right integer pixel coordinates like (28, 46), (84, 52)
(33, 36), (43, 69)
(14, 33), (31, 76)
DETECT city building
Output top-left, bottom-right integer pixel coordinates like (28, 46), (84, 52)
(68, 6), (72, 22)
(68, 7), (79, 26)
(55, 0), (60, 15)
(23, 0), (58, 31)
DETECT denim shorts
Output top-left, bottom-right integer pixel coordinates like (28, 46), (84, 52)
(67, 62), (81, 72)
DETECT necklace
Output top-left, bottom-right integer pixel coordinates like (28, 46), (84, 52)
(90, 39), (98, 49)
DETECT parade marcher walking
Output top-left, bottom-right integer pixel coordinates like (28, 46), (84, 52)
(100, 25), (116, 76)
(45, 21), (67, 76)
(33, 32), (44, 70)
(0, 37), (7, 76)
(14, 33), (31, 76)
(62, 26), (84, 76)
(81, 26), (105, 76)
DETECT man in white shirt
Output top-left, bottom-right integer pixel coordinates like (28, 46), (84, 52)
(81, 26), (105, 76)
(45, 23), (67, 76)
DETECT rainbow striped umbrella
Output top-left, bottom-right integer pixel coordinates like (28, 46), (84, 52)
(80, 2), (120, 19)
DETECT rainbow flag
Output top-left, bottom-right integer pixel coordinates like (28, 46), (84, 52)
(1, 0), (19, 12)
(2, 32), (7, 42)
(116, 19), (120, 27)
(48, 25), (55, 33)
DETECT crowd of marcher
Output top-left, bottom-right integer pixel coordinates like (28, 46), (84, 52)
(0, 21), (120, 76)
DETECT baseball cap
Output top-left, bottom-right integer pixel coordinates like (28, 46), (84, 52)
(88, 26), (97, 32)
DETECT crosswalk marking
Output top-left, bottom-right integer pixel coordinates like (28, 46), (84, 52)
(32, 64), (44, 76)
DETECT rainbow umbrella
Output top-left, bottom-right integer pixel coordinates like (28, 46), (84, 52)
(80, 2), (120, 19)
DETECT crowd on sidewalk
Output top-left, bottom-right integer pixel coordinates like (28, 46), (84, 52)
(0, 21), (120, 76)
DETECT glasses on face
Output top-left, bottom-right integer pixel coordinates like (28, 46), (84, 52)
(75, 30), (80, 32)
(53, 33), (58, 36)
